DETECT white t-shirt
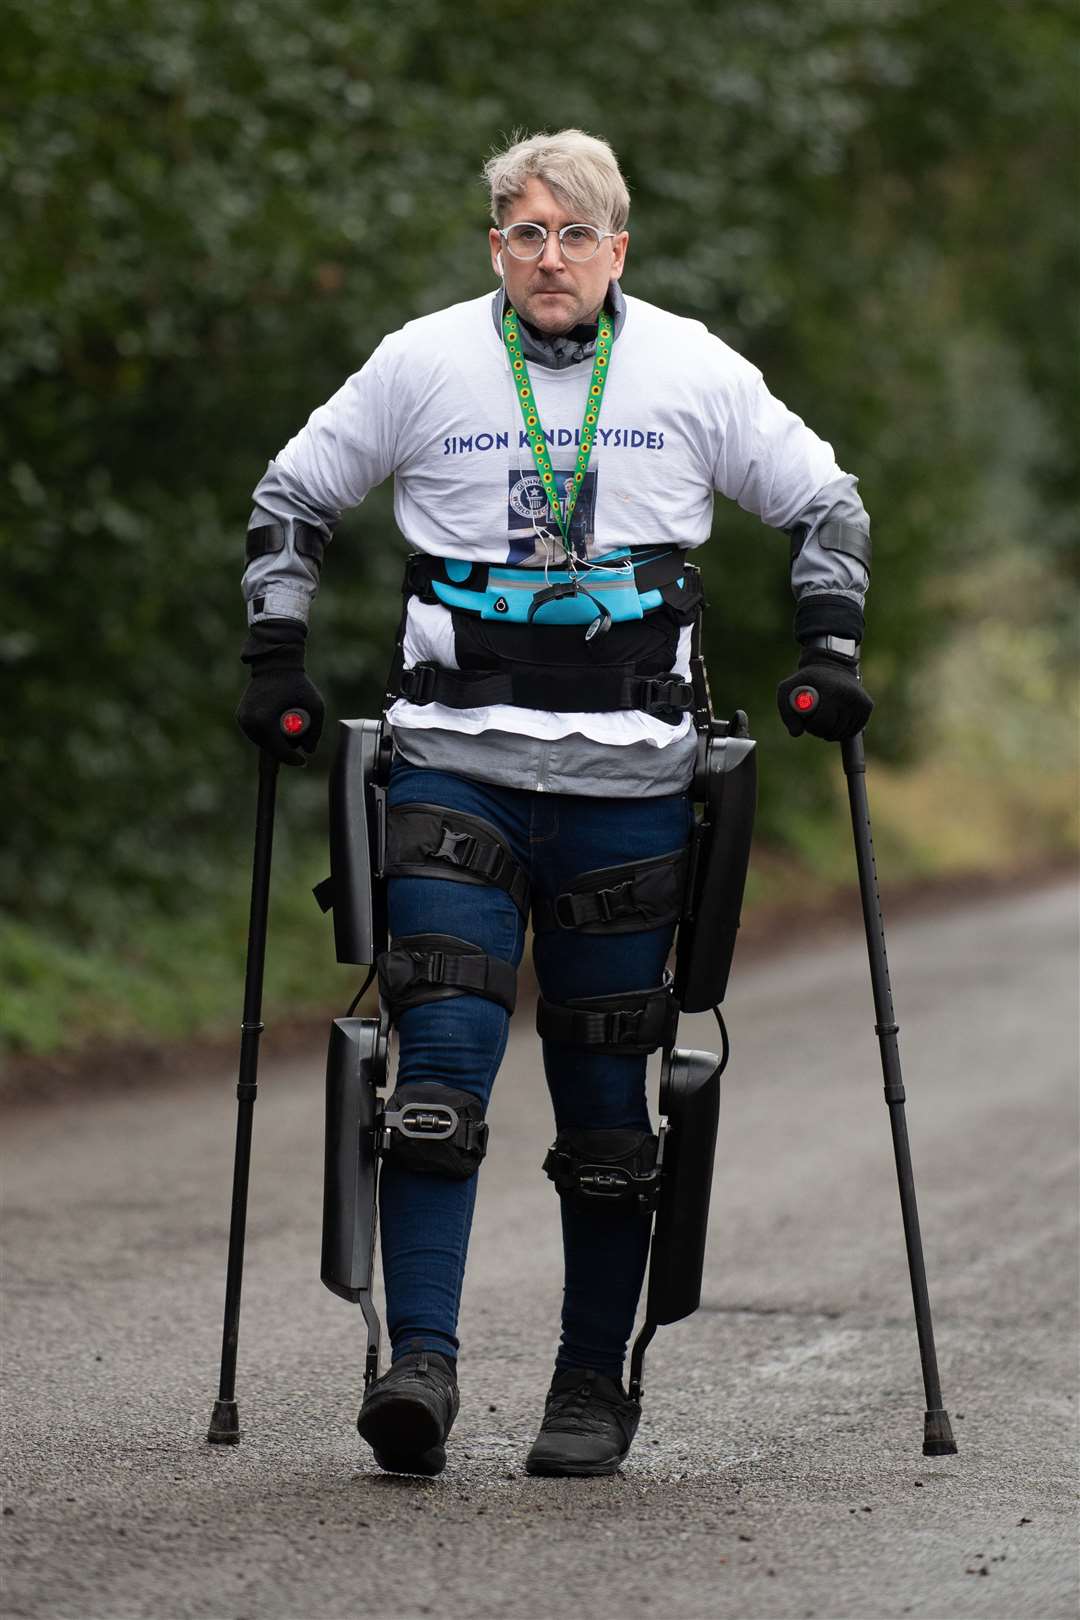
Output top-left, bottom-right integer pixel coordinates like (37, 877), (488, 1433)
(272, 291), (847, 750)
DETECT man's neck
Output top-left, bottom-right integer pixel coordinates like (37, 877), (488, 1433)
(491, 283), (625, 371)
(520, 312), (600, 345)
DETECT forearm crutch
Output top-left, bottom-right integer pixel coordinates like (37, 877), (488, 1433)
(787, 677), (957, 1457)
(839, 731), (957, 1455)
(207, 710), (310, 1444)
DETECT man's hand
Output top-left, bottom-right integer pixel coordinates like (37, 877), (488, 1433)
(236, 618), (325, 766)
(777, 648), (873, 741)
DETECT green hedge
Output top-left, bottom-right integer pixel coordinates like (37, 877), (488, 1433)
(2, 0), (1076, 940)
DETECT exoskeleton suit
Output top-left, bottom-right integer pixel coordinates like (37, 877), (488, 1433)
(238, 281), (870, 1466)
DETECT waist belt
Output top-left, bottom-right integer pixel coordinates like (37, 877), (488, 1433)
(397, 662), (694, 719)
(407, 546), (692, 626)
(390, 549), (704, 721)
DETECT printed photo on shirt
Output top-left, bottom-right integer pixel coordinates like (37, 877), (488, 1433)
(506, 467), (597, 564)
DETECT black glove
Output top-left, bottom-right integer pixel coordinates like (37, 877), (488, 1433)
(236, 618), (325, 766)
(777, 647), (873, 741)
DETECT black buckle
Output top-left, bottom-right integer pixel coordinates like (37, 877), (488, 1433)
(397, 1104), (458, 1139)
(411, 948), (445, 984)
(607, 1008), (644, 1045)
(593, 881), (634, 923)
(553, 893), (579, 929)
(554, 880), (632, 929)
(432, 827), (477, 868)
(641, 677), (694, 714)
(401, 663), (437, 704)
(577, 1165), (632, 1199)
(381, 1102), (459, 1151)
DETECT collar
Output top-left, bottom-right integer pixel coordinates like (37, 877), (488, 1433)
(490, 282), (626, 371)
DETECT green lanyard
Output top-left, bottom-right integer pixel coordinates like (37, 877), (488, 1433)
(503, 305), (613, 558)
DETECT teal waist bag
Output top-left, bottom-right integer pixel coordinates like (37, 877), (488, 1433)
(407, 547), (691, 627)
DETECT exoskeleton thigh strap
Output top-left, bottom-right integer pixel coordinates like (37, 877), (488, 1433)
(532, 848), (687, 936)
(532, 842), (686, 1056)
(378, 932), (517, 1022)
(536, 981), (677, 1055)
(385, 803), (530, 920)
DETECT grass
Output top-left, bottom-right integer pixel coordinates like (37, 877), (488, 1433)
(0, 840), (352, 1060)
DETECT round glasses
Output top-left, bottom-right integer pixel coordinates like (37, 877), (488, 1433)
(498, 222), (616, 263)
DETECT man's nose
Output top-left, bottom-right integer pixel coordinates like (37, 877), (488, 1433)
(539, 230), (566, 269)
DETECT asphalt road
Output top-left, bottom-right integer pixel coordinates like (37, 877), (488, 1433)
(2, 879), (1077, 1620)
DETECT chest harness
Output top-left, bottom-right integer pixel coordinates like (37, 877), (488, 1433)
(387, 306), (704, 725)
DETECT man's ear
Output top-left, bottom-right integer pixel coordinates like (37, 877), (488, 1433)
(489, 227), (505, 278)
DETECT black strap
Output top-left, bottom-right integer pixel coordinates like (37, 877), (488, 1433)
(378, 933), (517, 1020)
(533, 849), (687, 935)
(245, 520), (326, 568)
(405, 552), (490, 603)
(536, 983), (676, 1055)
(398, 661), (694, 719)
(245, 522), (285, 561)
(385, 805), (530, 919)
(542, 1128), (661, 1212)
(793, 592), (866, 644)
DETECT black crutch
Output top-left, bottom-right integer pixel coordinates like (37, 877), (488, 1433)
(788, 683), (957, 1457)
(207, 709), (311, 1445)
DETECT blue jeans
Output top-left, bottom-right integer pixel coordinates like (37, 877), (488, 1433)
(381, 762), (691, 1378)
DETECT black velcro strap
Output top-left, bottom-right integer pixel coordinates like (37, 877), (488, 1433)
(385, 805), (530, 919)
(294, 521), (327, 568)
(378, 933), (517, 1021)
(817, 521), (871, 568)
(533, 848), (687, 936)
(245, 522), (286, 562)
(398, 661), (694, 719)
(536, 982), (676, 1055)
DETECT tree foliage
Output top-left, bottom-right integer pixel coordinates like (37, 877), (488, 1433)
(2, 0), (1075, 929)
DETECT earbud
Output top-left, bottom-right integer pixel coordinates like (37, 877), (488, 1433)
(584, 600), (612, 641)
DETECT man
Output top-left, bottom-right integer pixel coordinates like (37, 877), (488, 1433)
(237, 129), (872, 1478)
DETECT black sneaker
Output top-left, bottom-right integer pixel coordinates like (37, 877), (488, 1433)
(525, 1367), (641, 1477)
(356, 1350), (459, 1476)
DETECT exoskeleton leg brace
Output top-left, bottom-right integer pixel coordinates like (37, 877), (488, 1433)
(316, 713), (756, 1401)
(316, 721), (527, 1387)
(533, 713), (757, 1397)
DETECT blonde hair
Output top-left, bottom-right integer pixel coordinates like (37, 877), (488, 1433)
(483, 129), (630, 233)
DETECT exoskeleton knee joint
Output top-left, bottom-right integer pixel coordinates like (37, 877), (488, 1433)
(380, 1082), (489, 1180)
(543, 1127), (661, 1213)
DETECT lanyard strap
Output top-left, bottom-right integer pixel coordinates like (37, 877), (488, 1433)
(503, 306), (613, 557)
